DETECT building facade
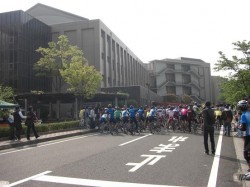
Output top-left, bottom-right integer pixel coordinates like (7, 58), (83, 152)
(26, 3), (150, 91)
(0, 10), (51, 93)
(148, 57), (212, 103)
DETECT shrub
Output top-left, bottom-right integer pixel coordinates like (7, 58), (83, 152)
(0, 120), (80, 138)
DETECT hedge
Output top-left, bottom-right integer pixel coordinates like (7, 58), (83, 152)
(0, 120), (80, 139)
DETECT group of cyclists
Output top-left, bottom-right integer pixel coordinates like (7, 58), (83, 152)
(79, 102), (207, 135)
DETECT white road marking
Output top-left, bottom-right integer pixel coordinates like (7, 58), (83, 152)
(126, 154), (166, 172)
(32, 175), (186, 187)
(119, 134), (152, 146)
(8, 171), (51, 187)
(207, 127), (224, 187)
(0, 134), (99, 156)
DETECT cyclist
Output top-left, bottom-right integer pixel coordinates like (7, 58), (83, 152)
(187, 105), (196, 133)
(167, 106), (175, 131)
(238, 100), (250, 171)
(180, 105), (188, 132)
(214, 106), (222, 129)
(114, 106), (122, 133)
(107, 104), (115, 135)
(121, 107), (129, 134)
(129, 105), (139, 134)
(138, 106), (145, 130)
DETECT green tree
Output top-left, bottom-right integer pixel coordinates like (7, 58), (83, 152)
(214, 40), (250, 104)
(0, 85), (14, 102)
(60, 61), (102, 99)
(35, 35), (87, 92)
(181, 94), (192, 104)
(35, 35), (102, 98)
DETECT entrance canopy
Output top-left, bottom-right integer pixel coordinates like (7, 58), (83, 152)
(0, 100), (18, 109)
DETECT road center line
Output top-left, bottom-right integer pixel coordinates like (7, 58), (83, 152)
(8, 171), (51, 187)
(119, 134), (152, 146)
(207, 127), (223, 187)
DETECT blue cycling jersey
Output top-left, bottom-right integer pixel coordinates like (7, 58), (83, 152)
(138, 109), (144, 117)
(241, 111), (250, 136)
(129, 108), (137, 118)
(107, 108), (115, 119)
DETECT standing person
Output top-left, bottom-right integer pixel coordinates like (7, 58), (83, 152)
(202, 101), (216, 155)
(89, 107), (96, 129)
(26, 106), (40, 140)
(79, 107), (85, 127)
(7, 110), (16, 140)
(222, 105), (233, 136)
(237, 100), (250, 171)
(13, 106), (26, 141)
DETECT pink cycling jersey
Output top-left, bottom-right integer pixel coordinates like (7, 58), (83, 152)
(181, 108), (188, 116)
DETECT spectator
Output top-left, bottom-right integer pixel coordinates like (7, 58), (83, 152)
(89, 107), (95, 129)
(79, 107), (85, 127)
(202, 101), (216, 155)
(13, 106), (26, 141)
(7, 110), (16, 140)
(25, 106), (40, 140)
(222, 105), (233, 136)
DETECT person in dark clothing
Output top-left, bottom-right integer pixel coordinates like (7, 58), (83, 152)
(187, 105), (195, 133)
(202, 101), (216, 155)
(13, 106), (26, 141)
(221, 105), (233, 136)
(26, 106), (39, 140)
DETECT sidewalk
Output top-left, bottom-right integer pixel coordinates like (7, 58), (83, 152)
(0, 128), (97, 151)
(233, 132), (250, 187)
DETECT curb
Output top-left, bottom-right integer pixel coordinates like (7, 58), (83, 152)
(233, 132), (250, 187)
(0, 129), (98, 151)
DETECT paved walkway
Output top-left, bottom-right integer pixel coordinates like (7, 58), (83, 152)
(0, 128), (97, 151)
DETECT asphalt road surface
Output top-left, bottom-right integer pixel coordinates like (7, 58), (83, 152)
(0, 128), (242, 187)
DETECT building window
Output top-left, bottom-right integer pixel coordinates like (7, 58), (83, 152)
(165, 73), (175, 82)
(183, 86), (191, 95)
(166, 86), (176, 94)
(182, 64), (190, 71)
(182, 74), (191, 84)
(167, 64), (175, 69)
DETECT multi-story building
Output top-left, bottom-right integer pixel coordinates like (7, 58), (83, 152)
(148, 57), (212, 103)
(0, 10), (51, 93)
(26, 3), (150, 91)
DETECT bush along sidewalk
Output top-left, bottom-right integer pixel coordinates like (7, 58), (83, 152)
(0, 120), (80, 139)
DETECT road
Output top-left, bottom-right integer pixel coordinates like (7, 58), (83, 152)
(0, 128), (242, 187)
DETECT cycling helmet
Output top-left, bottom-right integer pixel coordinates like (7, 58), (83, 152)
(237, 100), (248, 111)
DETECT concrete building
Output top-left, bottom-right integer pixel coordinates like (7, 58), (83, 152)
(26, 3), (150, 90)
(0, 10), (51, 93)
(148, 57), (212, 103)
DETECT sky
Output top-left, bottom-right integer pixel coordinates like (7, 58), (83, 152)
(1, 0), (250, 76)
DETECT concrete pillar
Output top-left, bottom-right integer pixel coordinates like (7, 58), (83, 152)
(24, 98), (28, 115)
(56, 100), (60, 120)
(114, 97), (118, 107)
(75, 97), (78, 120)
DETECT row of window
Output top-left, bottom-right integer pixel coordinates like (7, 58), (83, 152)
(101, 30), (149, 87)
(166, 86), (192, 95)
